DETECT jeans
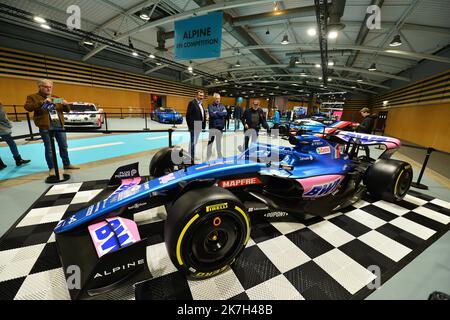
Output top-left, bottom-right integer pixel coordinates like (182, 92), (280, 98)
(0, 134), (20, 158)
(189, 130), (201, 161)
(207, 128), (224, 160)
(234, 118), (241, 131)
(40, 130), (70, 169)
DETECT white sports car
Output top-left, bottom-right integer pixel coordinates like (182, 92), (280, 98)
(64, 103), (104, 128)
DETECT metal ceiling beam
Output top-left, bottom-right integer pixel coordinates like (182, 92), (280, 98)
(249, 21), (450, 36)
(215, 74), (390, 89)
(306, 81), (378, 94)
(208, 80), (378, 94)
(144, 64), (168, 74)
(314, 0), (329, 85)
(221, 44), (450, 64)
(345, 0), (384, 68)
(186, 64), (410, 81)
(81, 0), (278, 61)
(232, 6), (316, 26)
(370, 0), (422, 67)
(92, 0), (160, 34)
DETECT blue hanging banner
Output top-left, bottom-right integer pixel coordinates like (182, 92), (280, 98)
(174, 12), (223, 60)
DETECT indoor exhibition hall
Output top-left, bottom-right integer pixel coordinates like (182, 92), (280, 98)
(0, 0), (449, 304)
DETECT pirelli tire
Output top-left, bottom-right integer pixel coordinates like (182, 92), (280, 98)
(364, 159), (413, 202)
(149, 146), (188, 178)
(164, 186), (250, 279)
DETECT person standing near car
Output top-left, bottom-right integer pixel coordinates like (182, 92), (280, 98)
(24, 79), (79, 176)
(356, 107), (376, 134)
(241, 99), (269, 154)
(233, 105), (243, 131)
(0, 102), (30, 170)
(225, 105), (233, 131)
(206, 93), (227, 160)
(186, 90), (206, 162)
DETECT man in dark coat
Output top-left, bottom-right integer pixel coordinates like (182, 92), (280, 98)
(356, 107), (377, 134)
(206, 93), (227, 160)
(186, 90), (206, 161)
(240, 99), (269, 157)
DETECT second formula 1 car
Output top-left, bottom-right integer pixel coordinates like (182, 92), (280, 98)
(278, 118), (359, 136)
(54, 130), (412, 282)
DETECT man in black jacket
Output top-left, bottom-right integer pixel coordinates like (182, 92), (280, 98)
(206, 93), (227, 160)
(186, 90), (206, 161)
(356, 107), (376, 134)
(241, 99), (269, 156)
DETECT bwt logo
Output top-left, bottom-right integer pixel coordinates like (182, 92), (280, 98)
(366, 5), (381, 30)
(93, 219), (134, 256)
(303, 178), (342, 197)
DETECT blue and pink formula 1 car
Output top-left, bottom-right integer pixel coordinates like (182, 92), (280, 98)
(54, 129), (412, 287)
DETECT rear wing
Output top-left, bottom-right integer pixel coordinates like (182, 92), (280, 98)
(334, 131), (401, 150)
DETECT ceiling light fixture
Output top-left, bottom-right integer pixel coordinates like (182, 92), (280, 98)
(139, 8), (151, 21)
(368, 63), (377, 71)
(307, 28), (316, 36)
(235, 60), (241, 67)
(40, 24), (51, 30)
(273, 1), (279, 11)
(34, 16), (47, 24)
(328, 61), (334, 66)
(328, 31), (338, 39)
(389, 35), (402, 47)
(315, 63), (321, 68)
(281, 34), (290, 45)
(149, 53), (156, 59)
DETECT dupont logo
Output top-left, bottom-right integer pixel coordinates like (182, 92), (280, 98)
(219, 177), (262, 188)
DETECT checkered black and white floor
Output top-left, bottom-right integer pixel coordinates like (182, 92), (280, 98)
(0, 180), (449, 300)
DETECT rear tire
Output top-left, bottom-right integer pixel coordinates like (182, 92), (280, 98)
(364, 159), (413, 202)
(165, 186), (250, 279)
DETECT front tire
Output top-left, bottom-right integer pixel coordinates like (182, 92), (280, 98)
(364, 159), (413, 202)
(149, 146), (190, 177)
(278, 125), (289, 136)
(165, 186), (250, 279)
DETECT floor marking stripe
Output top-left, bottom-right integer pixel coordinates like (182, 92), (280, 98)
(68, 142), (124, 152)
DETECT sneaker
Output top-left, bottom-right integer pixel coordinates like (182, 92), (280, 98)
(63, 164), (80, 170)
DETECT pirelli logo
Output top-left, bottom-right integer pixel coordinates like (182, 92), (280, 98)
(206, 203), (228, 212)
(219, 177), (262, 188)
